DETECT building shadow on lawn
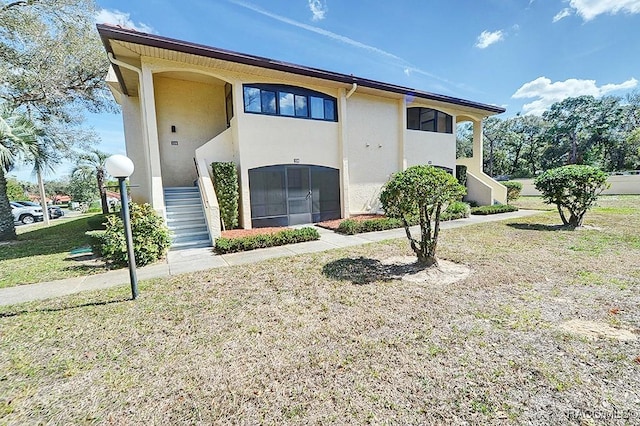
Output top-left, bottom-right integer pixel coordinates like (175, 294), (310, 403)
(0, 297), (130, 318)
(322, 256), (423, 285)
(507, 222), (569, 232)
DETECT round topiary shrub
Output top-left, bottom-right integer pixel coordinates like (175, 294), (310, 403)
(91, 203), (171, 267)
(534, 165), (609, 227)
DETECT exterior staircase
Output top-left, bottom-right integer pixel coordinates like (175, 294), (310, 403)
(164, 186), (211, 250)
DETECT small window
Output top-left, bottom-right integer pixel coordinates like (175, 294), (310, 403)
(261, 90), (276, 114)
(279, 92), (294, 116)
(310, 96), (325, 119)
(407, 107), (452, 134)
(295, 95), (308, 117)
(324, 99), (335, 121)
(420, 109), (436, 132)
(244, 87), (261, 112)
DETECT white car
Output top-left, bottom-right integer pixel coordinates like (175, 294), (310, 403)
(10, 201), (44, 225)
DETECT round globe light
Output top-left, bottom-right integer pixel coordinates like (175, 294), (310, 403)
(105, 154), (135, 178)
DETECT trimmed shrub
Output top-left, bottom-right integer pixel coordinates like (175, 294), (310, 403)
(471, 204), (519, 215)
(534, 165), (609, 227)
(214, 227), (320, 254)
(504, 181), (523, 203)
(441, 201), (471, 221)
(88, 203), (171, 267)
(211, 162), (239, 230)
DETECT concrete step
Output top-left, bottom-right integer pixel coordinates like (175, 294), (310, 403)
(164, 186), (211, 249)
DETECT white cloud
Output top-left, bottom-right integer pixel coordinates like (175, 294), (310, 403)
(475, 30), (504, 49)
(512, 76), (638, 115)
(95, 9), (154, 33)
(556, 0), (640, 21)
(553, 8), (573, 22)
(308, 0), (327, 21)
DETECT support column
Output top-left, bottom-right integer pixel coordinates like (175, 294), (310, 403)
(232, 81), (252, 229)
(398, 98), (407, 171)
(472, 118), (484, 174)
(140, 61), (165, 217)
(338, 88), (350, 218)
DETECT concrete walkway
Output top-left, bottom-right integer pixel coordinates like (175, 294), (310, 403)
(0, 210), (541, 306)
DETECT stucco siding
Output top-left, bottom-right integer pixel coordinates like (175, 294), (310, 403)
(346, 93), (400, 213)
(238, 113), (340, 170)
(154, 76), (227, 187)
(121, 96), (149, 204)
(405, 130), (456, 171)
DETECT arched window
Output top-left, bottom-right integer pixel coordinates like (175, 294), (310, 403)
(407, 107), (452, 133)
(243, 84), (337, 122)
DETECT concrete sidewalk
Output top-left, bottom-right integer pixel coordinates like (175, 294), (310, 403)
(0, 210), (542, 306)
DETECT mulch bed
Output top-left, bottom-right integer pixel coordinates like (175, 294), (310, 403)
(221, 214), (385, 236)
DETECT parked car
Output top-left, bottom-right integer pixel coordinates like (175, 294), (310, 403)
(10, 201), (44, 224)
(14, 201), (64, 219)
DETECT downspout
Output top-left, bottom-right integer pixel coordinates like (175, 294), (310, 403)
(346, 82), (357, 99)
(108, 52), (141, 80)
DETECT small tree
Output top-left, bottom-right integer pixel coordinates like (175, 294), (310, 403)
(504, 181), (523, 204)
(534, 165), (609, 228)
(380, 165), (466, 267)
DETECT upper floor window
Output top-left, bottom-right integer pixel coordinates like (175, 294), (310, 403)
(407, 107), (452, 133)
(243, 84), (337, 122)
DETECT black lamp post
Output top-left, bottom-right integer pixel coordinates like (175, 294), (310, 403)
(104, 154), (138, 300)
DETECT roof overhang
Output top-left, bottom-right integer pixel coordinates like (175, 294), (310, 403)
(97, 24), (506, 116)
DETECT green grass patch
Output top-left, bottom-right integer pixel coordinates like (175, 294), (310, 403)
(0, 214), (110, 288)
(0, 197), (639, 424)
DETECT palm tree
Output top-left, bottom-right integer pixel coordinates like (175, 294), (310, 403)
(0, 106), (40, 240)
(72, 149), (110, 214)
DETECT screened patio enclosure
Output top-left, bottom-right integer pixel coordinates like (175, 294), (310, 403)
(249, 165), (341, 228)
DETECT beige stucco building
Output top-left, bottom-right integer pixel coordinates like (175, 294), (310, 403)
(98, 24), (507, 248)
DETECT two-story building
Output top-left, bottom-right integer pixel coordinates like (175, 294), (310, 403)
(97, 24), (506, 248)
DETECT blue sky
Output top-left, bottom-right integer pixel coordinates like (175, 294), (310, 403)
(11, 0), (640, 182)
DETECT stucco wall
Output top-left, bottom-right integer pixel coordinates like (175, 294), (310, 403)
(405, 130), (456, 171)
(517, 175), (640, 196)
(346, 93), (400, 213)
(238, 113), (340, 170)
(154, 76), (227, 187)
(120, 96), (149, 204)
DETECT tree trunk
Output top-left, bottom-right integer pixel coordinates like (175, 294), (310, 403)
(0, 167), (17, 241)
(97, 169), (109, 214)
(570, 134), (578, 164)
(556, 204), (569, 226)
(37, 169), (50, 226)
(416, 253), (438, 267)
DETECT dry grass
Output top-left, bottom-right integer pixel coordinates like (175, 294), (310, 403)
(1, 196), (639, 424)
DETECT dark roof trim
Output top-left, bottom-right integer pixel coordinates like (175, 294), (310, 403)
(97, 24), (505, 114)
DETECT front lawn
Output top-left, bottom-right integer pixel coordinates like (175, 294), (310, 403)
(0, 214), (110, 288)
(1, 196), (639, 423)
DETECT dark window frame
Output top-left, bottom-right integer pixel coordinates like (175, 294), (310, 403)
(407, 107), (453, 134)
(243, 84), (338, 122)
